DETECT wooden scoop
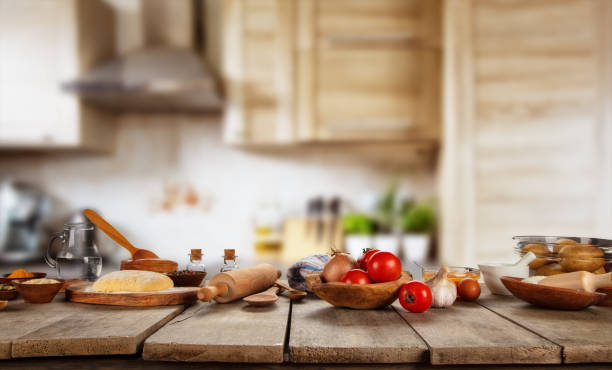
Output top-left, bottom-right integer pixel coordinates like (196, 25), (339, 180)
(275, 280), (307, 301)
(84, 209), (159, 260)
(539, 271), (612, 293)
(243, 286), (282, 306)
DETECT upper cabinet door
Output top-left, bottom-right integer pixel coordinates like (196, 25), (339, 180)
(220, 0), (441, 145)
(296, 0), (441, 142)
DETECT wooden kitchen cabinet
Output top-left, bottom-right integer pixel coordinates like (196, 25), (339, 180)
(440, 0), (612, 265)
(219, 0), (441, 145)
(0, 0), (115, 150)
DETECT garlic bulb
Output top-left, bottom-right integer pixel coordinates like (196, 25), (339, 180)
(425, 265), (457, 308)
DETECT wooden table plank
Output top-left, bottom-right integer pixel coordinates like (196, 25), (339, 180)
(143, 299), (291, 363)
(1, 297), (185, 358)
(394, 299), (561, 365)
(478, 293), (612, 364)
(288, 296), (427, 363)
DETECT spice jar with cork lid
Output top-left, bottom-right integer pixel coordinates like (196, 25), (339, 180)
(221, 249), (238, 272)
(187, 249), (206, 273)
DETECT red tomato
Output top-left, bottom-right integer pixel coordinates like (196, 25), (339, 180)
(341, 269), (371, 285)
(398, 281), (432, 313)
(366, 251), (402, 282)
(457, 278), (481, 301)
(357, 248), (380, 271)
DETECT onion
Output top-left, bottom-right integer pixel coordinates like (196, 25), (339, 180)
(321, 250), (357, 282)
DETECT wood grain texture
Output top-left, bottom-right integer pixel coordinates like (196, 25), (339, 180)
(394, 299), (560, 365)
(66, 283), (199, 307)
(479, 293), (612, 363)
(0, 296), (184, 359)
(288, 296), (427, 363)
(143, 299), (290, 363)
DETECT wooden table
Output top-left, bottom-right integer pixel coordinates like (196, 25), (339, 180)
(1, 290), (611, 366)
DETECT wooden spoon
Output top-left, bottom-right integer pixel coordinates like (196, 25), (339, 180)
(84, 209), (159, 260)
(243, 286), (281, 306)
(275, 280), (307, 301)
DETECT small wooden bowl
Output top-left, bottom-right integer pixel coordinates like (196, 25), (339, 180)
(0, 289), (18, 301)
(121, 259), (178, 273)
(501, 276), (605, 310)
(596, 286), (612, 307)
(166, 271), (207, 287)
(306, 271), (412, 309)
(0, 272), (47, 284)
(13, 278), (65, 304)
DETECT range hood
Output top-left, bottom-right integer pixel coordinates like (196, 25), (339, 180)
(62, 0), (222, 113)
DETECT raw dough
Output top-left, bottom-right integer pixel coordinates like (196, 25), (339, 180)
(92, 270), (173, 293)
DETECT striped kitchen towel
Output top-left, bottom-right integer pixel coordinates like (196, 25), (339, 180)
(287, 254), (330, 292)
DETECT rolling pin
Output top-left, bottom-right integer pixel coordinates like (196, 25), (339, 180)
(539, 271), (612, 292)
(197, 264), (281, 303)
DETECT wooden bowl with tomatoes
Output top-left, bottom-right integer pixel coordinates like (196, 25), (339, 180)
(306, 271), (413, 309)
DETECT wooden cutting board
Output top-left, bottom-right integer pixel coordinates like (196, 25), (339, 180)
(66, 283), (199, 307)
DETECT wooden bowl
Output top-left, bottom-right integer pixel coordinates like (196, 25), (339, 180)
(0, 289), (18, 301)
(306, 271), (412, 309)
(13, 279), (65, 304)
(501, 276), (605, 310)
(0, 272), (47, 284)
(121, 259), (178, 273)
(166, 271), (207, 287)
(596, 286), (612, 307)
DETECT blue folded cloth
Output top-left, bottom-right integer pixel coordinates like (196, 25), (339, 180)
(287, 254), (330, 292)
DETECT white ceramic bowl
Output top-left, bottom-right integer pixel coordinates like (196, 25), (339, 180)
(478, 263), (530, 295)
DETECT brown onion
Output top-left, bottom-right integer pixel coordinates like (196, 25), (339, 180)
(321, 251), (357, 282)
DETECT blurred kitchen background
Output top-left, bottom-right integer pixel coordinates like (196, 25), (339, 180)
(0, 0), (610, 277)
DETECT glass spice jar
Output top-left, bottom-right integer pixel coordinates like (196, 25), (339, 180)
(187, 249), (206, 273)
(221, 249), (238, 272)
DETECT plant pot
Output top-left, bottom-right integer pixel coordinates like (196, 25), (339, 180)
(373, 234), (399, 254)
(402, 233), (430, 263)
(344, 235), (373, 259)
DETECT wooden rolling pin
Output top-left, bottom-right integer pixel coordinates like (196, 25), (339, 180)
(540, 271), (612, 292)
(197, 264), (281, 303)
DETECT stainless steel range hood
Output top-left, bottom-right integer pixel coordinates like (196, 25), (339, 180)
(62, 0), (221, 113)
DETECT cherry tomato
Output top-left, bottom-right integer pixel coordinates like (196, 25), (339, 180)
(357, 248), (380, 271)
(457, 278), (481, 301)
(341, 269), (371, 284)
(366, 251), (402, 283)
(398, 281), (432, 313)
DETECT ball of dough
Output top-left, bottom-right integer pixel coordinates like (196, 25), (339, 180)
(535, 263), (564, 276)
(592, 266), (606, 274)
(553, 238), (577, 253)
(523, 243), (553, 269)
(92, 270), (174, 293)
(558, 245), (604, 272)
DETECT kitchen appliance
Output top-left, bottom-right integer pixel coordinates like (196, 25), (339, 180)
(0, 181), (50, 263)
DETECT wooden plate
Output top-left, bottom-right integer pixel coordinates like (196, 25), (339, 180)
(66, 282), (198, 306)
(596, 286), (612, 307)
(306, 271), (412, 309)
(501, 276), (605, 310)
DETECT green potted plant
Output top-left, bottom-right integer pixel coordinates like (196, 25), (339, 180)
(400, 200), (436, 262)
(342, 213), (374, 258)
(372, 182), (400, 254)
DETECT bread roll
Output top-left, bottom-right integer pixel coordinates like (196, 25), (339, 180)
(558, 245), (604, 272)
(553, 238), (577, 253)
(523, 243), (552, 269)
(535, 263), (564, 276)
